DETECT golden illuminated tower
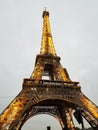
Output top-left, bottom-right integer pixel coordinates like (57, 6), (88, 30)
(0, 10), (98, 130)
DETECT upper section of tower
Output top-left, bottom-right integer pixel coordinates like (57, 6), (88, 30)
(42, 10), (49, 18)
(40, 10), (57, 56)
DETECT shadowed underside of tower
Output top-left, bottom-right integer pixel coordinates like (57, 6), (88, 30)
(0, 10), (98, 130)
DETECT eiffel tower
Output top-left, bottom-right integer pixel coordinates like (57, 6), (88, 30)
(0, 10), (98, 130)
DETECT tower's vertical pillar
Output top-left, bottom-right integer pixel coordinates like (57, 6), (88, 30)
(60, 107), (75, 130)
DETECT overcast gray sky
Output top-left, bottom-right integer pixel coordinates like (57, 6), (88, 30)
(0, 0), (98, 129)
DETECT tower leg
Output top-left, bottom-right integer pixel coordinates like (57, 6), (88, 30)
(59, 106), (75, 130)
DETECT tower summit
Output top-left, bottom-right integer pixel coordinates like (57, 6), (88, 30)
(40, 10), (56, 56)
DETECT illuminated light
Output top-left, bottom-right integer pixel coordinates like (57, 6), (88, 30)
(31, 88), (34, 90)
(6, 124), (10, 130)
(46, 88), (49, 91)
(31, 88), (37, 91)
(33, 87), (37, 91)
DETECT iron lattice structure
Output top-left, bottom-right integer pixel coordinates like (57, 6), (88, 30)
(0, 10), (98, 130)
